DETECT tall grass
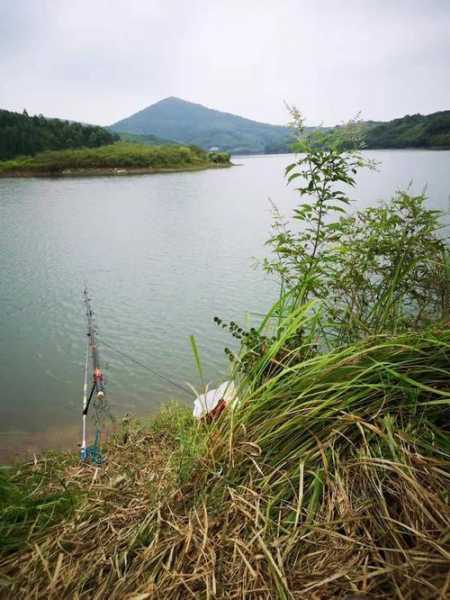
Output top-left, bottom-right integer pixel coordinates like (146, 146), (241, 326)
(0, 454), (79, 553)
(1, 312), (448, 598)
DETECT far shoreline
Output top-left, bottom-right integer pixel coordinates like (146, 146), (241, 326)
(0, 162), (233, 179)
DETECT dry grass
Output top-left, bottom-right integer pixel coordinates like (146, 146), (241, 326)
(1, 432), (448, 599)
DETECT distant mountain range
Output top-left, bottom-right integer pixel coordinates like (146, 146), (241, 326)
(0, 100), (449, 162)
(110, 97), (296, 154)
(111, 98), (450, 154)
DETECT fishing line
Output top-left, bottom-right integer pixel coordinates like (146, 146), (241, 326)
(99, 337), (192, 396)
(4, 299), (39, 319)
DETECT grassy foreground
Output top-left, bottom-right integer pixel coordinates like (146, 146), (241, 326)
(0, 142), (231, 176)
(1, 323), (449, 599)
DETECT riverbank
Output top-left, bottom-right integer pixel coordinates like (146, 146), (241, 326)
(1, 323), (449, 598)
(0, 422), (90, 464)
(0, 163), (232, 178)
(0, 142), (231, 177)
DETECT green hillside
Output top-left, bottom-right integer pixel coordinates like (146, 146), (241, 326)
(110, 97), (295, 154)
(363, 110), (450, 148)
(0, 109), (118, 160)
(116, 131), (176, 146)
(111, 99), (450, 155)
(3, 104), (448, 162)
(297, 111), (450, 152)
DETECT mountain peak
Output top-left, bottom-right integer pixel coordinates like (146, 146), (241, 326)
(157, 96), (187, 104)
(110, 98), (291, 154)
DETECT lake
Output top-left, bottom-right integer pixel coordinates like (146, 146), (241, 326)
(1, 150), (449, 460)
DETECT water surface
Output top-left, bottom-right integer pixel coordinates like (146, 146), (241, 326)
(1, 151), (449, 459)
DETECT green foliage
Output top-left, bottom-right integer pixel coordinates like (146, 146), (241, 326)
(0, 109), (118, 160)
(0, 142), (227, 175)
(218, 109), (449, 380)
(207, 150), (231, 164)
(325, 110), (450, 150)
(363, 110), (450, 148)
(0, 457), (79, 553)
(116, 131), (177, 146)
(207, 194), (450, 591)
(265, 119), (371, 300)
(189, 334), (205, 387)
(326, 192), (449, 340)
(263, 111), (448, 344)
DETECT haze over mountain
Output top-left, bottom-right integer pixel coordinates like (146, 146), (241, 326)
(110, 97), (294, 154)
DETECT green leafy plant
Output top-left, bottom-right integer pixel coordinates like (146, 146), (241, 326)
(264, 110), (373, 306)
(216, 109), (448, 380)
(264, 109), (448, 343)
(325, 191), (449, 341)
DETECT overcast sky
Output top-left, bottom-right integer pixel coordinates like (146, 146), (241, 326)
(1, 0), (449, 127)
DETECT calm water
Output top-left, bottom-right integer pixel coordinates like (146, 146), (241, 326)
(1, 151), (449, 459)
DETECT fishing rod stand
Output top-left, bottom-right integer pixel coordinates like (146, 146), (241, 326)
(81, 287), (107, 465)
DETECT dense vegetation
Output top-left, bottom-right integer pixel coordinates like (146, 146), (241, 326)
(110, 96), (296, 154)
(363, 110), (450, 148)
(0, 142), (230, 175)
(0, 114), (448, 598)
(293, 111), (450, 153)
(0, 109), (118, 160)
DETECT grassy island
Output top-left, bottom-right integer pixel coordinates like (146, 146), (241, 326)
(0, 142), (231, 177)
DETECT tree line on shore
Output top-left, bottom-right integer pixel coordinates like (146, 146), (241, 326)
(1, 106), (449, 162)
(0, 109), (119, 160)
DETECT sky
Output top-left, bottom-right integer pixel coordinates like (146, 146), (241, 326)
(1, 0), (449, 127)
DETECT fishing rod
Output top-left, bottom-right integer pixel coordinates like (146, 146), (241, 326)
(81, 286), (106, 463)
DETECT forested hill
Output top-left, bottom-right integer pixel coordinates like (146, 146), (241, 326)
(362, 110), (450, 149)
(3, 105), (448, 161)
(110, 97), (295, 154)
(111, 99), (450, 154)
(0, 109), (118, 160)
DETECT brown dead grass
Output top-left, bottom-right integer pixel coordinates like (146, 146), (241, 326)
(1, 412), (449, 600)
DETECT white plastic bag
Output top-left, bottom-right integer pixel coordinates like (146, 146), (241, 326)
(193, 381), (237, 419)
